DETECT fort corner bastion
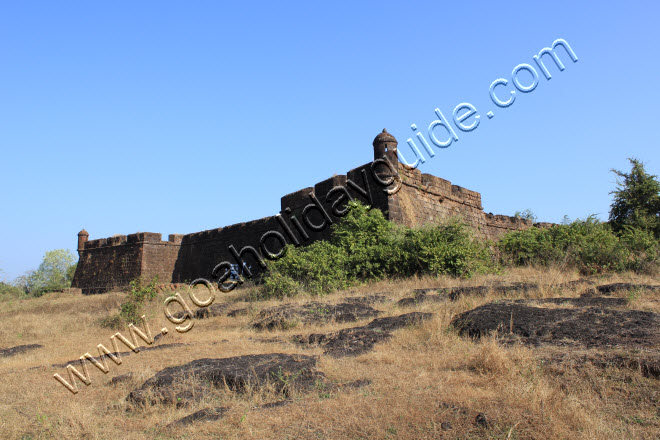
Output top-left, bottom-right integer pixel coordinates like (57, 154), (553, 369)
(72, 130), (549, 294)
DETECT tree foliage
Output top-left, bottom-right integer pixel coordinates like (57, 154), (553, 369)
(15, 249), (77, 296)
(609, 158), (660, 238)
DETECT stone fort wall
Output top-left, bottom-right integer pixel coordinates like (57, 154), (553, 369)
(72, 130), (544, 294)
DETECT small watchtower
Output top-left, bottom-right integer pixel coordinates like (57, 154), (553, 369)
(373, 128), (398, 165)
(77, 229), (89, 256)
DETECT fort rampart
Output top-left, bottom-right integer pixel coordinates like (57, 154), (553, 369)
(72, 130), (545, 294)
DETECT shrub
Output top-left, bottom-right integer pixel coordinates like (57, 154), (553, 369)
(263, 241), (351, 297)
(619, 226), (660, 273)
(259, 268), (302, 299)
(398, 220), (497, 277)
(99, 313), (124, 330)
(514, 209), (537, 223)
(259, 201), (497, 298)
(0, 281), (26, 300)
(498, 217), (657, 274)
(118, 277), (158, 324)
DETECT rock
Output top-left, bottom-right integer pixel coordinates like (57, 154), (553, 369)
(596, 283), (660, 295)
(127, 353), (324, 406)
(556, 279), (596, 289)
(109, 373), (133, 385)
(172, 303), (229, 320)
(440, 421), (452, 431)
(398, 283), (540, 306)
(475, 412), (489, 428)
(252, 301), (381, 330)
(515, 297), (628, 307)
(194, 303), (230, 319)
(541, 350), (660, 379)
(0, 344), (42, 358)
(451, 300), (660, 348)
(294, 312), (432, 358)
(341, 378), (371, 389)
(167, 406), (229, 427)
(227, 307), (248, 317)
(258, 400), (291, 409)
(343, 294), (390, 305)
(398, 290), (445, 307)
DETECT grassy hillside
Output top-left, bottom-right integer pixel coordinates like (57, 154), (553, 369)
(1, 267), (658, 439)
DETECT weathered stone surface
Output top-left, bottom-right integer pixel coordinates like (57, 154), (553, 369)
(172, 302), (230, 320)
(127, 353), (323, 406)
(295, 312), (432, 357)
(521, 297), (628, 307)
(556, 279), (596, 289)
(109, 373), (133, 385)
(398, 283), (540, 306)
(343, 294), (391, 305)
(596, 283), (660, 295)
(451, 299), (659, 348)
(0, 344), (42, 358)
(193, 303), (230, 319)
(252, 301), (381, 330)
(227, 307), (248, 317)
(475, 412), (490, 428)
(398, 290), (446, 307)
(167, 406), (229, 427)
(541, 349), (660, 379)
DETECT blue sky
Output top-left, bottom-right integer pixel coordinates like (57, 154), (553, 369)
(1, 1), (659, 280)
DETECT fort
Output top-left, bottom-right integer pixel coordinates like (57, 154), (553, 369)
(72, 130), (548, 294)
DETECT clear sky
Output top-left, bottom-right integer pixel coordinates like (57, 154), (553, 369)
(1, 1), (659, 280)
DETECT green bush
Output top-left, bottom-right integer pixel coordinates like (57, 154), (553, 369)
(260, 201), (497, 298)
(262, 241), (351, 297)
(398, 220), (497, 277)
(117, 277), (158, 324)
(498, 217), (658, 275)
(619, 226), (660, 273)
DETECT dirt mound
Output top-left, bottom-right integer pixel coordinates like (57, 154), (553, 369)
(252, 301), (381, 330)
(127, 353), (323, 406)
(294, 312), (432, 357)
(451, 299), (660, 348)
(0, 344), (42, 358)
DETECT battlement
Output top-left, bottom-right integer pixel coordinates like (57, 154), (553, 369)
(72, 129), (540, 294)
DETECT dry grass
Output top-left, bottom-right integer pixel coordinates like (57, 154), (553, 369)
(0, 267), (658, 439)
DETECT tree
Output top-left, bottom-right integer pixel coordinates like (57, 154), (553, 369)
(18, 249), (77, 296)
(514, 209), (537, 223)
(609, 158), (660, 238)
